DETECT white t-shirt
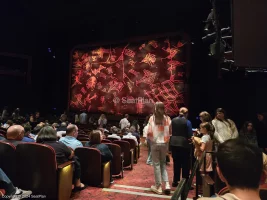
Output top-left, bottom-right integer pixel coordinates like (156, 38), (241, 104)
(147, 115), (171, 144)
(120, 118), (130, 130)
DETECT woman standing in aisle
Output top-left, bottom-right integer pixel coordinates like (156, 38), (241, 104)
(147, 102), (171, 195)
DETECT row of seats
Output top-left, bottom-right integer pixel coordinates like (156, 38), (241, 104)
(0, 141), (73, 200)
(0, 137), (140, 200)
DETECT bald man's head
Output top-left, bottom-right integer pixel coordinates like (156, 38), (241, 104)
(66, 124), (78, 138)
(7, 125), (24, 140)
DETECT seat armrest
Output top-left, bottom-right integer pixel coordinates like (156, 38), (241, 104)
(121, 152), (124, 158)
(58, 161), (74, 200)
(102, 161), (111, 188)
(58, 161), (74, 169)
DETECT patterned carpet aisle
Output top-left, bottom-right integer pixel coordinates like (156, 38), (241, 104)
(71, 142), (195, 200)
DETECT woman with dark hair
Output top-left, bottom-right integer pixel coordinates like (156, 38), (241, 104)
(256, 112), (267, 152)
(147, 102), (171, 194)
(131, 120), (140, 134)
(36, 126), (86, 191)
(239, 121), (258, 146)
(85, 130), (113, 183)
(212, 108), (238, 144)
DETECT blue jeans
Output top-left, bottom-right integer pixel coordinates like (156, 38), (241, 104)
(151, 143), (169, 186)
(146, 139), (152, 164)
(0, 168), (16, 195)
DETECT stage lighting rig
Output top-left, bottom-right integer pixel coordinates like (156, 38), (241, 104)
(202, 27), (231, 42)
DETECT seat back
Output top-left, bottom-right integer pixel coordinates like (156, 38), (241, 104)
(0, 141), (16, 184)
(102, 139), (112, 144)
(122, 138), (136, 149)
(113, 140), (131, 167)
(75, 147), (102, 186)
(77, 136), (90, 141)
(0, 129), (7, 137)
(16, 143), (58, 199)
(107, 137), (118, 142)
(106, 143), (122, 175)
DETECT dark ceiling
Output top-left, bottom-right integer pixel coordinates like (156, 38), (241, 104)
(0, 0), (213, 54)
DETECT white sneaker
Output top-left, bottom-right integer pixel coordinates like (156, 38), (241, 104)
(151, 185), (162, 195)
(165, 182), (171, 190)
(11, 187), (32, 200)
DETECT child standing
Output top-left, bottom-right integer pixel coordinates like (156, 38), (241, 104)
(192, 122), (213, 174)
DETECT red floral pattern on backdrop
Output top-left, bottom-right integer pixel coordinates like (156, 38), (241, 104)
(69, 35), (188, 115)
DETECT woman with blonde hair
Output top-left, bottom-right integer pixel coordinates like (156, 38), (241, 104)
(147, 102), (171, 195)
(98, 114), (107, 128)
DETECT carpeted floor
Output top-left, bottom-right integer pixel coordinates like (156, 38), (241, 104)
(71, 142), (195, 200)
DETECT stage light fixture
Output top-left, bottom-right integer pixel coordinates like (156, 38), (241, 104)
(204, 9), (214, 32)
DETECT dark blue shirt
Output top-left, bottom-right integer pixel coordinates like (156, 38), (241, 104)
(22, 137), (35, 143)
(85, 142), (113, 162)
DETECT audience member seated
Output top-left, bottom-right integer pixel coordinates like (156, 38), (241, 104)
(0, 134), (4, 140)
(22, 124), (35, 142)
(108, 127), (121, 140)
(57, 122), (67, 138)
(262, 153), (267, 184)
(199, 138), (262, 200)
(129, 126), (140, 143)
(239, 121), (258, 146)
(35, 111), (43, 123)
(2, 120), (13, 129)
(2, 125), (24, 146)
(131, 120), (140, 134)
(52, 123), (59, 130)
(36, 126), (86, 191)
(122, 129), (138, 146)
(85, 130), (114, 183)
(0, 168), (32, 200)
(59, 124), (82, 150)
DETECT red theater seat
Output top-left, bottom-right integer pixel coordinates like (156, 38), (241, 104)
(75, 147), (110, 188)
(0, 189), (5, 197)
(101, 139), (112, 144)
(0, 141), (16, 185)
(107, 137), (119, 142)
(0, 129), (7, 137)
(122, 138), (138, 163)
(16, 143), (74, 200)
(113, 140), (133, 170)
(77, 135), (89, 141)
(106, 143), (124, 178)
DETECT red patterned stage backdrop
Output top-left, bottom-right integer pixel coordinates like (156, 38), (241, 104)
(69, 35), (188, 116)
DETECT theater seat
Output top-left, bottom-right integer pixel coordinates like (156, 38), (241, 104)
(122, 138), (138, 163)
(75, 147), (110, 188)
(0, 189), (5, 197)
(0, 129), (7, 137)
(114, 140), (133, 170)
(101, 139), (112, 144)
(106, 143), (124, 178)
(107, 137), (119, 142)
(77, 135), (89, 141)
(16, 143), (74, 200)
(0, 141), (16, 185)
